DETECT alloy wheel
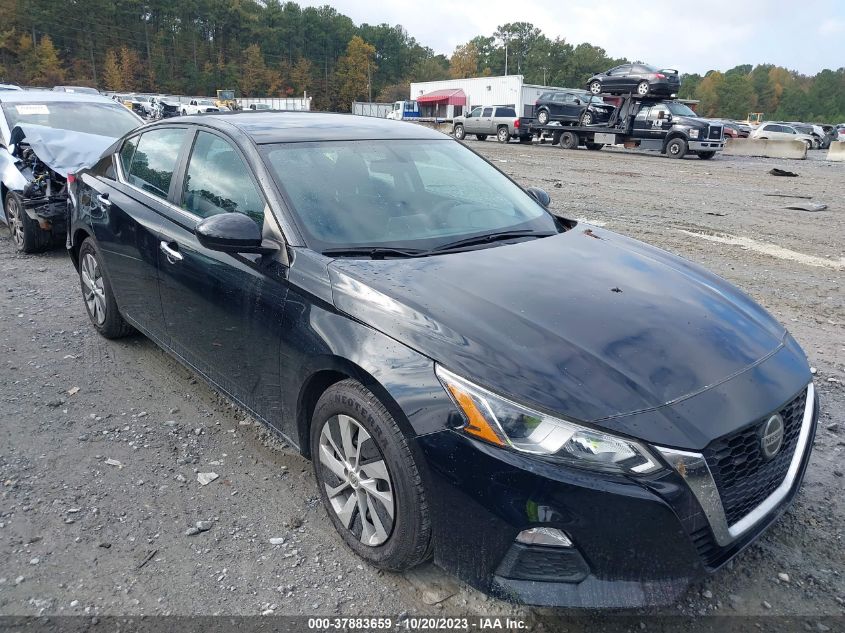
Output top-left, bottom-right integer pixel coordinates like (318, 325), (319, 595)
(81, 253), (107, 325)
(637, 81), (649, 96)
(6, 196), (24, 248)
(589, 81), (601, 95)
(318, 414), (395, 546)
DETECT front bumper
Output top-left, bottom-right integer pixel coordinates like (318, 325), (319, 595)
(689, 140), (724, 151)
(415, 386), (818, 608)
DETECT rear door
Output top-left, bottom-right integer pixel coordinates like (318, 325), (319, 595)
(155, 128), (289, 418)
(77, 126), (191, 342)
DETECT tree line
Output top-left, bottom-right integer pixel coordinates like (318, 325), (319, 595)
(1, 1), (843, 122)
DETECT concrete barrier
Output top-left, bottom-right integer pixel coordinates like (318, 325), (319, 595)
(827, 141), (845, 162)
(723, 138), (807, 160)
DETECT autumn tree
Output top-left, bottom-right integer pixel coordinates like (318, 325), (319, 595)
(449, 43), (479, 79)
(239, 44), (270, 96)
(334, 36), (376, 110)
(289, 57), (313, 94)
(118, 46), (142, 91)
(103, 49), (123, 91)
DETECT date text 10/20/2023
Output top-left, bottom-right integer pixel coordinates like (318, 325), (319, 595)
(306, 617), (528, 630)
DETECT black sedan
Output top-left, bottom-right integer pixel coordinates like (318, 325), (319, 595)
(67, 112), (817, 608)
(587, 63), (681, 96)
(534, 90), (615, 126)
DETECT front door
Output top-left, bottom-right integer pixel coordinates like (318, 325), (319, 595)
(480, 107), (494, 135)
(156, 129), (290, 421)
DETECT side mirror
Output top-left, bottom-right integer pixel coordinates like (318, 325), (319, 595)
(526, 187), (551, 208)
(196, 212), (275, 254)
(574, 99), (582, 105)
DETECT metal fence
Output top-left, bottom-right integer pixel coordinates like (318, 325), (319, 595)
(352, 102), (393, 118)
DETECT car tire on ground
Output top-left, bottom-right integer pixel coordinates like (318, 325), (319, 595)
(453, 124), (465, 140)
(311, 379), (432, 572)
(697, 151), (716, 160)
(585, 142), (604, 151)
(78, 237), (133, 339)
(666, 137), (688, 159)
(497, 126), (510, 143)
(537, 109), (550, 125)
(560, 130), (579, 150)
(519, 135), (532, 144)
(4, 191), (51, 254)
(475, 134), (487, 141)
(636, 81), (650, 96)
(588, 80), (602, 95)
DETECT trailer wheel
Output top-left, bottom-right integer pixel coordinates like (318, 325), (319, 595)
(585, 142), (604, 151)
(560, 131), (579, 150)
(453, 124), (465, 140)
(537, 109), (550, 125)
(697, 151), (716, 160)
(475, 134), (488, 141)
(589, 81), (602, 95)
(497, 126), (510, 143)
(666, 137), (688, 159)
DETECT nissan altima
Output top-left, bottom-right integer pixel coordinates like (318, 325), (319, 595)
(67, 112), (817, 608)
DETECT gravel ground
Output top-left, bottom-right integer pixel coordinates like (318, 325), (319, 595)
(0, 142), (842, 629)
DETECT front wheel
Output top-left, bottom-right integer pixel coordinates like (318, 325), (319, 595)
(580, 111), (593, 125)
(78, 238), (133, 338)
(537, 109), (550, 125)
(588, 80), (602, 95)
(453, 124), (465, 140)
(665, 137), (688, 159)
(311, 379), (431, 571)
(497, 126), (510, 143)
(4, 191), (50, 253)
(636, 81), (650, 96)
(697, 151), (716, 160)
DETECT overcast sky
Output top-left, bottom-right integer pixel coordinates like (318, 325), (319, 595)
(299, 0), (843, 76)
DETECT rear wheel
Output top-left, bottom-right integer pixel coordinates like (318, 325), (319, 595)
(453, 124), (465, 140)
(78, 238), (133, 339)
(475, 134), (488, 141)
(311, 379), (431, 571)
(666, 137), (688, 159)
(588, 80), (602, 95)
(559, 130), (579, 150)
(537, 109), (550, 125)
(496, 126), (510, 143)
(4, 191), (50, 254)
(636, 81), (650, 96)
(697, 151), (716, 160)
(580, 111), (593, 125)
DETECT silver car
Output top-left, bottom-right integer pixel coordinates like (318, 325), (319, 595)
(453, 106), (531, 144)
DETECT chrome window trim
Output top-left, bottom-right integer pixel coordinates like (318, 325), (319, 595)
(656, 382), (814, 547)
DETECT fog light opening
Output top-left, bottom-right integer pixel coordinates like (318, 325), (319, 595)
(515, 527), (573, 548)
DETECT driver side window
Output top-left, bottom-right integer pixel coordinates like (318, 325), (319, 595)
(469, 107), (482, 117)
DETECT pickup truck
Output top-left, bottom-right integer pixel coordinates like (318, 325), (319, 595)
(452, 106), (531, 143)
(180, 98), (220, 116)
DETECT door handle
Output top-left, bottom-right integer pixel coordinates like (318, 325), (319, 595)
(96, 193), (111, 207)
(160, 241), (183, 263)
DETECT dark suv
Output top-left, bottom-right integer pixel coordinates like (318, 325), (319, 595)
(587, 63), (681, 96)
(534, 90), (615, 126)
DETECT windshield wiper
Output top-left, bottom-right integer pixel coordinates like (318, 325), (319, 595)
(322, 246), (429, 259)
(430, 230), (556, 253)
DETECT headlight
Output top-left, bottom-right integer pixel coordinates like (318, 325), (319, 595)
(688, 129), (700, 139)
(436, 366), (663, 475)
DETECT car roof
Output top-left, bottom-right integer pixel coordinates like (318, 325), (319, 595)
(177, 111), (448, 143)
(0, 89), (118, 105)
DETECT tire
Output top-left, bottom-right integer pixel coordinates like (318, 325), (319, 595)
(551, 131), (562, 146)
(496, 126), (510, 143)
(636, 81), (650, 96)
(588, 80), (602, 95)
(78, 238), (133, 339)
(475, 134), (488, 141)
(537, 109), (550, 125)
(559, 130), (579, 150)
(453, 124), (465, 140)
(665, 137), (688, 159)
(4, 191), (50, 254)
(519, 135), (532, 144)
(585, 142), (604, 151)
(697, 151), (716, 160)
(803, 140), (812, 151)
(580, 111), (593, 125)
(181, 109), (187, 116)
(311, 379), (431, 571)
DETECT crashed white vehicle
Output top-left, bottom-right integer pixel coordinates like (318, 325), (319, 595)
(0, 91), (142, 252)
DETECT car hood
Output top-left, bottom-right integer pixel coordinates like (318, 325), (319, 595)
(329, 226), (793, 435)
(672, 115), (711, 129)
(9, 123), (116, 177)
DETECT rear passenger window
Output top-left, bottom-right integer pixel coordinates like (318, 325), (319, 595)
(181, 131), (265, 226)
(496, 107), (516, 117)
(126, 128), (186, 199)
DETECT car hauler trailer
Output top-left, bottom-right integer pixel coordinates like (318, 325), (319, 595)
(518, 93), (725, 159)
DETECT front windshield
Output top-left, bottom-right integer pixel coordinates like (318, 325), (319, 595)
(199, 100), (214, 106)
(666, 102), (698, 117)
(262, 139), (557, 253)
(2, 101), (140, 138)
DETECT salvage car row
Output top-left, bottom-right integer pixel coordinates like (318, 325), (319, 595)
(0, 86), (821, 611)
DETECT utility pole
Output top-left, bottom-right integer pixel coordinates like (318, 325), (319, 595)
(504, 40), (508, 75)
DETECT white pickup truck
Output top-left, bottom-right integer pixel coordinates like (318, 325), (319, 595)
(180, 98), (220, 116)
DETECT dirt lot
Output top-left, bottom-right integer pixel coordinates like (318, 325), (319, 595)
(0, 142), (843, 629)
